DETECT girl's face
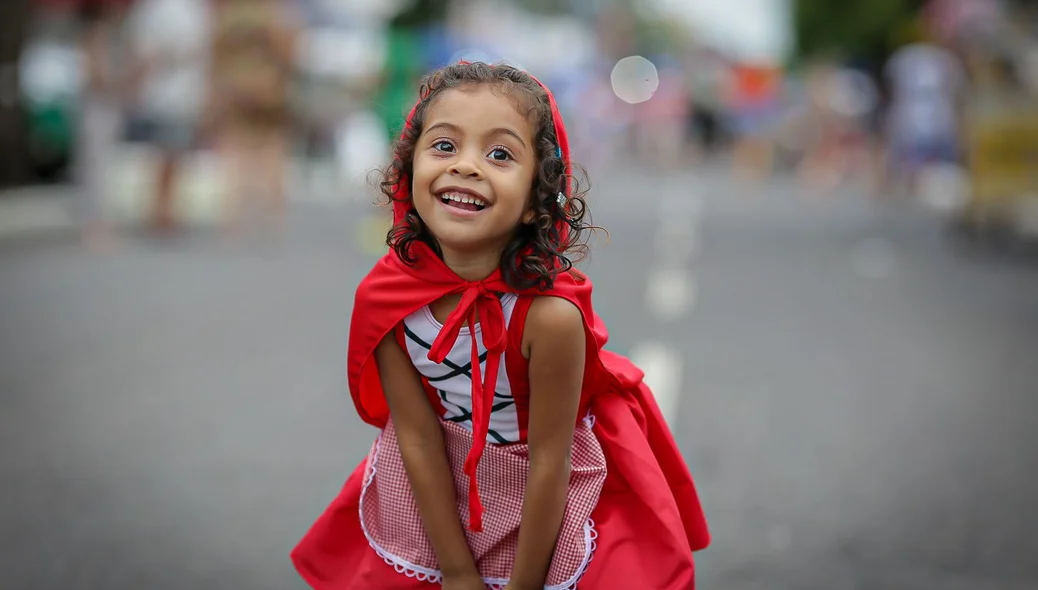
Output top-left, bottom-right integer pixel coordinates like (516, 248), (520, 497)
(410, 84), (538, 260)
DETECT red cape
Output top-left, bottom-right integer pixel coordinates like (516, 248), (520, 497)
(345, 65), (709, 548)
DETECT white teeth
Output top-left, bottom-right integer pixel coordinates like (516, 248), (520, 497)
(440, 192), (485, 208)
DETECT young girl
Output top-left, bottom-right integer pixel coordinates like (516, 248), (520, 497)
(293, 61), (709, 589)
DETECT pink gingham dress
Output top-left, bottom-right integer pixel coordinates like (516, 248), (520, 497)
(356, 295), (608, 588)
(360, 416), (606, 589)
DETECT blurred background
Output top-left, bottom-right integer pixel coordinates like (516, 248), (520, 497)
(2, 0), (1038, 588)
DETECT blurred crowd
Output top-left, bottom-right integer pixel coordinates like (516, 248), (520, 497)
(12, 0), (1038, 248)
(51, 0), (301, 249)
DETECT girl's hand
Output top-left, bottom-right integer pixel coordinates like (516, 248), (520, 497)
(442, 572), (487, 590)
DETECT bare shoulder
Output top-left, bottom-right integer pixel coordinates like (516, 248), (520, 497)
(527, 295), (583, 329)
(522, 296), (585, 357)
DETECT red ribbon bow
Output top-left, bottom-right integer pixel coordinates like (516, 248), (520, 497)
(427, 282), (507, 532)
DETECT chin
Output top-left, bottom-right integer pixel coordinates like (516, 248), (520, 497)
(429, 226), (512, 256)
(428, 231), (491, 253)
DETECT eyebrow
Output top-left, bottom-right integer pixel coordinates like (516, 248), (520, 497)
(424, 122), (528, 149)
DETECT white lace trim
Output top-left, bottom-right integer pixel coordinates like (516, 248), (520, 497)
(358, 416), (600, 590)
(358, 434), (444, 584)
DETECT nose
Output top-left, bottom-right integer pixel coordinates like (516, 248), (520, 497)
(448, 150), (484, 179)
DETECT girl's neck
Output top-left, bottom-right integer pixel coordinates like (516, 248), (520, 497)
(439, 246), (501, 282)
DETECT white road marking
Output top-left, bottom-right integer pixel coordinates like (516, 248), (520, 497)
(660, 192), (704, 221)
(646, 268), (697, 320)
(625, 181), (706, 427)
(654, 191), (703, 264)
(654, 227), (700, 265)
(629, 341), (683, 425)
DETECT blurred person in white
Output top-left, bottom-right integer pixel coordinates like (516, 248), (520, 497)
(209, 0), (301, 239)
(882, 30), (968, 196)
(75, 0), (130, 251)
(797, 62), (880, 193)
(634, 60), (691, 170)
(125, 0), (211, 235)
(684, 47), (730, 161)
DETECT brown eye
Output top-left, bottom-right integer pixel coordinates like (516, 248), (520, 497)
(489, 148), (511, 161)
(433, 140), (455, 152)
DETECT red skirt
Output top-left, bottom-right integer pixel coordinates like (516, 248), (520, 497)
(293, 353), (709, 589)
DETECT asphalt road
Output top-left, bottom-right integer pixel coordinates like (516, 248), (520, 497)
(2, 166), (1036, 589)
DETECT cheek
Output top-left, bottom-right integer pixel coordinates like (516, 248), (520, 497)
(411, 158), (434, 194)
(408, 163), (436, 216)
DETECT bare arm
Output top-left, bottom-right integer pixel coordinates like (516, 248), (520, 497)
(374, 333), (482, 584)
(508, 297), (586, 590)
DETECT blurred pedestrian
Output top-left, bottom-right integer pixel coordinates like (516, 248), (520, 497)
(797, 62), (880, 193)
(126, 0), (211, 235)
(881, 33), (968, 196)
(74, 0), (130, 251)
(728, 63), (782, 183)
(634, 62), (691, 170)
(209, 0), (301, 239)
(684, 47), (730, 161)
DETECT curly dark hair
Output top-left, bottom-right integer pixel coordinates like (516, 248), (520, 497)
(377, 61), (597, 291)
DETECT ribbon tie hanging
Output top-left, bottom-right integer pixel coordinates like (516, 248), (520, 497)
(427, 282), (507, 533)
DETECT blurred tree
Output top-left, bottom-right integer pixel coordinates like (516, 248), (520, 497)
(378, 0), (450, 140)
(516, 0), (619, 17)
(514, 0), (570, 15)
(389, 0), (448, 28)
(794, 0), (926, 64)
(635, 14), (686, 57)
(0, 0), (32, 188)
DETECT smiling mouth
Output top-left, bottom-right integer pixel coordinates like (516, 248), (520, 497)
(438, 191), (488, 212)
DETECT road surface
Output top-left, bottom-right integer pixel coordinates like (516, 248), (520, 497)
(2, 166), (1036, 589)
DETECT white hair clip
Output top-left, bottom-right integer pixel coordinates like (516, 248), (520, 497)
(556, 192), (566, 207)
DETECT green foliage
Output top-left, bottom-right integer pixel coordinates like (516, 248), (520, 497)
(514, 0), (576, 15)
(793, 0), (924, 63)
(390, 0), (449, 29)
(636, 15), (688, 56)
